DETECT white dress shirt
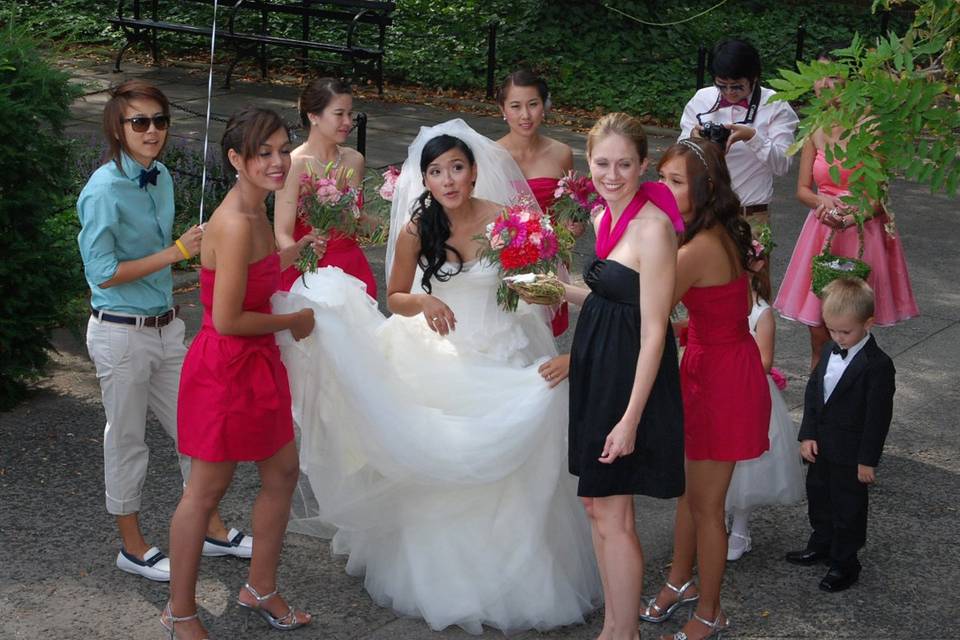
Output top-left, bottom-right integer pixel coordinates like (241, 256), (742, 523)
(679, 86), (799, 207)
(823, 333), (871, 403)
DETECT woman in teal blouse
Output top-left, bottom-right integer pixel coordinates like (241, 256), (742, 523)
(77, 80), (248, 582)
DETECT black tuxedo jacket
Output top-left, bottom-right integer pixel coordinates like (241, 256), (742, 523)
(798, 336), (896, 467)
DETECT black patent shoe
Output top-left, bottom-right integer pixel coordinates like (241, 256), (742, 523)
(819, 565), (861, 592)
(785, 548), (830, 566)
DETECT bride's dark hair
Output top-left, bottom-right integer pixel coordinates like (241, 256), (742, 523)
(411, 134), (476, 293)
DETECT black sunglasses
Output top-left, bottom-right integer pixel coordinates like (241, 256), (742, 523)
(122, 115), (171, 132)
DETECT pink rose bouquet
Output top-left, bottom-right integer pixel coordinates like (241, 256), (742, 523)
(295, 162), (360, 274)
(378, 165), (401, 202)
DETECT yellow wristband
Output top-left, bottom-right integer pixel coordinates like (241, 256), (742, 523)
(174, 239), (191, 260)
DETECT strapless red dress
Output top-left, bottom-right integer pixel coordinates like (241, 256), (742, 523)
(178, 253), (294, 462)
(528, 176), (568, 337)
(681, 274), (770, 461)
(279, 190), (377, 298)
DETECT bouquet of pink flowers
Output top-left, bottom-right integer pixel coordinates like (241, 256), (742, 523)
(296, 162), (359, 274)
(378, 165), (401, 202)
(551, 170), (604, 224)
(477, 196), (570, 311)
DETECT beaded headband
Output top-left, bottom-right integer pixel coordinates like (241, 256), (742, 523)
(679, 138), (710, 173)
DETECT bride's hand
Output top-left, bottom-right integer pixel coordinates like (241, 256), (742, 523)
(421, 295), (456, 336)
(598, 420), (637, 463)
(539, 354), (570, 388)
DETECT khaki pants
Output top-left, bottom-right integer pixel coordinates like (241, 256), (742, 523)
(743, 210), (770, 239)
(86, 314), (190, 515)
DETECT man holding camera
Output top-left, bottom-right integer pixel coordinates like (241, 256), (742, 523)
(680, 38), (799, 237)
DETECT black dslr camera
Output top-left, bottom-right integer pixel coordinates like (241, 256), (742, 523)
(699, 121), (731, 148)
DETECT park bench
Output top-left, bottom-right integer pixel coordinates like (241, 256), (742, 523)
(108, 0), (395, 94)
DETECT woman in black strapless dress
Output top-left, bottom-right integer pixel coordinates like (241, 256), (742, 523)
(523, 112), (684, 640)
(568, 258), (684, 498)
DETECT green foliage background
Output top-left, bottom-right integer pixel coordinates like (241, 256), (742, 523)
(4, 0), (912, 124)
(0, 25), (86, 409)
(769, 1), (960, 209)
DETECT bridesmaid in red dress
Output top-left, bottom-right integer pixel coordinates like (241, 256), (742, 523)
(495, 70), (579, 338)
(165, 108), (315, 639)
(275, 78), (377, 298)
(641, 139), (769, 640)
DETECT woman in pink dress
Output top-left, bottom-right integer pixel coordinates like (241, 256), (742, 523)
(165, 108), (315, 639)
(774, 66), (918, 369)
(642, 139), (769, 640)
(496, 70), (578, 337)
(275, 78), (377, 298)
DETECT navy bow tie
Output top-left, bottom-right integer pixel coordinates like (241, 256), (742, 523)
(832, 345), (849, 360)
(138, 167), (159, 189)
(719, 97), (749, 109)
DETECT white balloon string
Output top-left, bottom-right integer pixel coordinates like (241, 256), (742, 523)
(198, 0), (219, 225)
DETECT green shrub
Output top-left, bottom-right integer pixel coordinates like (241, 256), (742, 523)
(0, 24), (85, 409)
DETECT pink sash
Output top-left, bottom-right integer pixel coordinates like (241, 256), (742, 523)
(595, 182), (684, 259)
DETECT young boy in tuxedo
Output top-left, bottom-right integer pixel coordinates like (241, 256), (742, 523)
(785, 278), (896, 592)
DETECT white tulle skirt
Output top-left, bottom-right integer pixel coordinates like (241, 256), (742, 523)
(272, 266), (601, 634)
(726, 376), (805, 511)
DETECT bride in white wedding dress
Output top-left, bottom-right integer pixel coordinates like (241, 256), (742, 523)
(271, 119), (601, 634)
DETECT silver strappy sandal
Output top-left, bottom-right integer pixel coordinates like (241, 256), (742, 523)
(237, 583), (311, 631)
(160, 602), (208, 640)
(639, 577), (699, 623)
(670, 611), (731, 640)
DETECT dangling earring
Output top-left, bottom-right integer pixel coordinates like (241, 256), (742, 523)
(424, 192), (433, 207)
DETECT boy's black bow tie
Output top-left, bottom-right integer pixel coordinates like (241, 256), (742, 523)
(832, 345), (849, 360)
(138, 167), (159, 189)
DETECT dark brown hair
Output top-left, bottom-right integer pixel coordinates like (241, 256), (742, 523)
(586, 112), (648, 162)
(221, 107), (289, 167)
(496, 69), (549, 106)
(657, 139), (752, 268)
(102, 80), (171, 171)
(298, 77), (352, 128)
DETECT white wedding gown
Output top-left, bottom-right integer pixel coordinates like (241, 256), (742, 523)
(272, 262), (602, 635)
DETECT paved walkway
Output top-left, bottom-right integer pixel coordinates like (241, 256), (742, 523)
(1, 60), (958, 639)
